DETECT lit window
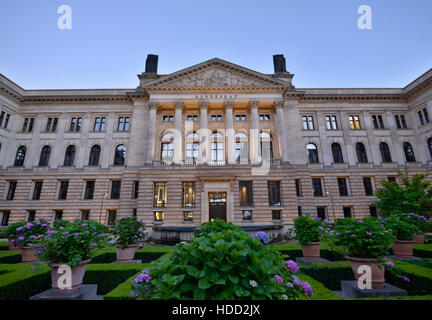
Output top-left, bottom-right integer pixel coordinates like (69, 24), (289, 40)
(154, 211), (164, 221)
(183, 211), (193, 221)
(182, 182), (196, 207)
(349, 115), (361, 130)
(242, 210), (252, 221)
(154, 182), (167, 207)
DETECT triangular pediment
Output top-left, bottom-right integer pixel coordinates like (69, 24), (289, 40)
(143, 58), (290, 89)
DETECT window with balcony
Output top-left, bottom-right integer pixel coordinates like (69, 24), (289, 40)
(403, 142), (416, 162)
(307, 143), (319, 164)
(114, 145), (126, 165)
(260, 131), (273, 161)
(235, 132), (248, 163)
(64, 145), (76, 166)
(14, 146), (26, 167)
(379, 142), (392, 163)
(161, 133), (174, 163)
(211, 132), (224, 163)
(89, 145), (101, 166)
(185, 132), (199, 164)
(356, 142), (368, 163)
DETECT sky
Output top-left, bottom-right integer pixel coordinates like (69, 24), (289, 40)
(0, 0), (431, 90)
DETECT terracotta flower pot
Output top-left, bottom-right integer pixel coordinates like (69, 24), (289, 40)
(49, 259), (90, 295)
(392, 240), (414, 259)
(346, 256), (385, 289)
(116, 244), (138, 263)
(300, 242), (321, 261)
(414, 233), (425, 245)
(21, 247), (38, 263)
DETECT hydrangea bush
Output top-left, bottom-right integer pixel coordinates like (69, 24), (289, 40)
(384, 216), (418, 241)
(12, 218), (49, 247)
(293, 215), (329, 244)
(131, 221), (313, 300)
(31, 219), (109, 267)
(109, 217), (147, 249)
(5, 222), (26, 245)
(397, 213), (429, 234)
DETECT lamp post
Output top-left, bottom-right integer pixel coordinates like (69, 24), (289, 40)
(99, 193), (108, 224)
(326, 191), (336, 222)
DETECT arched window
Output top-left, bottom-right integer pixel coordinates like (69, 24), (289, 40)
(403, 142), (416, 163)
(14, 146), (26, 167)
(307, 143), (319, 164)
(39, 145), (51, 166)
(379, 142), (392, 163)
(331, 143), (344, 164)
(356, 142), (368, 163)
(114, 145), (126, 165)
(161, 133), (174, 163)
(64, 145), (76, 166)
(428, 138), (432, 159)
(89, 145), (101, 166)
(211, 131), (224, 163)
(235, 132), (248, 163)
(259, 131), (273, 161)
(185, 132), (199, 164)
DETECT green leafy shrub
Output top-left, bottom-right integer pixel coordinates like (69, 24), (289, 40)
(109, 217), (147, 249)
(4, 222), (26, 243)
(385, 216), (417, 241)
(131, 221), (313, 300)
(293, 215), (328, 244)
(52, 219), (72, 230)
(397, 213), (429, 233)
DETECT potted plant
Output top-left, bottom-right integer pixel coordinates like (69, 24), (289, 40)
(31, 219), (109, 294)
(5, 222), (26, 250)
(13, 218), (49, 263)
(385, 216), (417, 259)
(110, 217), (146, 263)
(293, 215), (328, 261)
(331, 217), (395, 289)
(398, 213), (429, 244)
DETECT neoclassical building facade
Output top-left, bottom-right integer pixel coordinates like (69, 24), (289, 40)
(0, 55), (431, 241)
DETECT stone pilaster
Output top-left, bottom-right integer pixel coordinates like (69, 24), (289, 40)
(145, 101), (158, 164)
(249, 100), (260, 164)
(199, 101), (209, 164)
(174, 100), (184, 164)
(275, 100), (288, 162)
(283, 99), (304, 165)
(225, 100), (235, 164)
(127, 98), (149, 167)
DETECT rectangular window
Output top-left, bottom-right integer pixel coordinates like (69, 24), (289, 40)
(372, 115), (385, 129)
(0, 112), (4, 127)
(317, 207), (326, 219)
(84, 181), (95, 200)
(394, 115), (407, 129)
(22, 117), (35, 132)
(154, 211), (164, 221)
(182, 182), (196, 207)
(418, 111), (424, 125)
(6, 181), (17, 200)
(110, 180), (121, 199)
(343, 207), (352, 218)
(27, 210), (36, 222)
(272, 210), (281, 220)
(235, 115), (246, 121)
(54, 210), (63, 220)
(94, 117), (105, 131)
(298, 206), (303, 216)
(312, 178), (323, 197)
(337, 178), (349, 197)
(325, 115), (338, 130)
(163, 115), (174, 122)
(423, 108), (430, 123)
(295, 179), (302, 197)
(369, 206), (377, 217)
(32, 181), (43, 200)
(1, 211), (10, 226)
(46, 118), (52, 132)
(69, 117), (82, 132)
(28, 118), (34, 132)
(81, 210), (90, 221)
(239, 181), (253, 207)
(154, 182), (167, 207)
(259, 114), (271, 121)
(400, 115), (407, 129)
(4, 114), (10, 129)
(46, 117), (58, 132)
(211, 115), (222, 122)
(58, 181), (69, 200)
(388, 177), (396, 183)
(133, 181), (139, 199)
(302, 116), (314, 130)
(363, 177), (374, 196)
(107, 210), (117, 225)
(118, 117), (130, 131)
(184, 211), (193, 221)
(187, 115), (198, 122)
(242, 210), (252, 221)
(267, 181), (281, 206)
(349, 115), (361, 130)
(132, 208), (137, 217)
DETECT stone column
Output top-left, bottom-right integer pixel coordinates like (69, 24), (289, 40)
(275, 100), (289, 162)
(174, 100), (184, 164)
(127, 98), (149, 167)
(283, 99), (304, 165)
(250, 100), (260, 164)
(199, 101), (209, 164)
(225, 101), (235, 164)
(145, 101), (158, 164)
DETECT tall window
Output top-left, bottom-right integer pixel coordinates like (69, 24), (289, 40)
(395, 115), (407, 129)
(58, 181), (69, 200)
(154, 182), (167, 207)
(317, 207), (326, 219)
(403, 142), (416, 162)
(302, 116), (314, 130)
(312, 178), (323, 197)
(27, 211), (36, 222)
(419, 108), (429, 125)
(46, 117), (58, 132)
(22, 117), (35, 132)
(379, 142), (392, 163)
(235, 132), (248, 163)
(118, 117), (130, 131)
(94, 117), (106, 132)
(418, 111), (424, 125)
(343, 207), (352, 218)
(114, 145), (126, 165)
(428, 138), (432, 159)
(54, 210), (63, 220)
(260, 131), (273, 161)
(133, 181), (139, 199)
(81, 210), (90, 221)
(185, 132), (199, 164)
(363, 177), (374, 196)
(32, 181), (43, 200)
(6, 181), (17, 200)
(372, 115), (385, 129)
(295, 179), (302, 197)
(331, 143), (344, 163)
(182, 182), (196, 207)
(267, 181), (281, 206)
(84, 181), (95, 200)
(325, 115), (338, 130)
(64, 145), (76, 166)
(14, 146), (26, 167)
(239, 181), (253, 207)
(369, 206), (377, 217)
(356, 142), (368, 163)
(161, 133), (174, 163)
(89, 145), (101, 166)
(38, 145), (51, 166)
(337, 178), (349, 197)
(211, 132), (224, 163)
(111, 180), (121, 199)
(307, 143), (319, 164)
(107, 210), (117, 225)
(70, 117), (82, 132)
(4, 114), (10, 129)
(349, 115), (361, 130)
(1, 211), (10, 226)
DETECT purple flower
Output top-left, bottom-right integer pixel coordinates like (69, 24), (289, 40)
(254, 231), (269, 244)
(138, 228), (143, 233)
(318, 226), (325, 231)
(139, 243), (143, 248)
(92, 227), (97, 230)
(16, 227), (23, 232)
(97, 234), (107, 238)
(18, 236), (25, 241)
(351, 234), (356, 238)
(285, 260), (299, 273)
(73, 233), (80, 237)
(59, 226), (64, 230)
(357, 220), (364, 224)
(366, 232), (372, 236)
(301, 281), (313, 297)
(81, 223), (88, 227)
(274, 275), (284, 284)
(402, 276), (410, 282)
(63, 232), (69, 235)
(345, 231), (351, 234)
(292, 275), (301, 286)
(385, 261), (395, 268)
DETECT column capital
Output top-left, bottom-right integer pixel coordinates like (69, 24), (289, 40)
(249, 100), (259, 109)
(131, 97), (149, 105)
(174, 100), (184, 110)
(224, 100), (234, 110)
(199, 100), (209, 110)
(274, 100), (284, 110)
(149, 101), (158, 110)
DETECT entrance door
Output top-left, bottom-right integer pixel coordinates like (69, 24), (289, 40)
(209, 192), (227, 221)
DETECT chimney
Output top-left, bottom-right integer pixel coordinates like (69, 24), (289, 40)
(145, 54), (158, 73)
(273, 54), (287, 73)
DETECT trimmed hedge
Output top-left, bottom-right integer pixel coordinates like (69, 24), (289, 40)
(103, 272), (141, 300)
(272, 242), (346, 261)
(413, 244), (432, 259)
(0, 241), (8, 251)
(297, 274), (343, 300)
(0, 251), (21, 264)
